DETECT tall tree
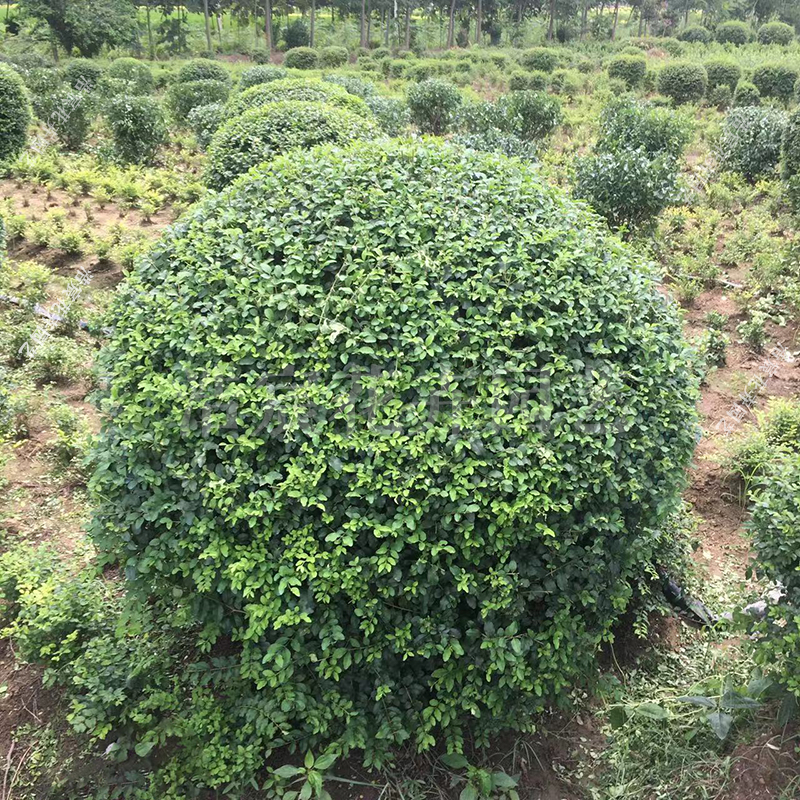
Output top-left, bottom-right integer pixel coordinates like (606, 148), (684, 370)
(309, 0), (315, 45)
(202, 0), (213, 50)
(610, 0), (619, 38)
(404, 0), (411, 48)
(18, 0), (137, 57)
(475, 0), (482, 43)
(264, 0), (272, 49)
(360, 0), (367, 45)
(446, 0), (456, 46)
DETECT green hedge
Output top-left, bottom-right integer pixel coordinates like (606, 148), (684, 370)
(91, 138), (698, 772)
(519, 47), (559, 72)
(106, 95), (166, 164)
(678, 25), (711, 43)
(733, 80), (761, 107)
(168, 78), (230, 124)
(0, 63), (32, 162)
(657, 62), (707, 104)
(177, 58), (230, 85)
(283, 46), (318, 69)
(318, 45), (349, 68)
(752, 64), (799, 102)
(228, 78), (369, 116)
(704, 59), (741, 92)
(63, 58), (103, 91)
(239, 65), (288, 90)
(715, 21), (753, 45)
(717, 106), (787, 181)
(407, 78), (462, 134)
(782, 108), (800, 180)
(607, 54), (647, 89)
(204, 100), (380, 189)
(757, 21), (794, 46)
(107, 57), (154, 94)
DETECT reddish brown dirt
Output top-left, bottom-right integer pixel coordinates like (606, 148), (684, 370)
(723, 730), (800, 800)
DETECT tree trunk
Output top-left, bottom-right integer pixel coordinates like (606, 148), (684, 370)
(367, 0), (372, 42)
(638, 4), (644, 36)
(146, 3), (154, 59)
(203, 0), (213, 51)
(404, 1), (411, 48)
(310, 0), (316, 45)
(384, 6), (390, 45)
(580, 0), (588, 39)
(217, 12), (223, 45)
(475, 0), (482, 44)
(265, 0), (273, 51)
(360, 0), (367, 46)
(611, 0), (619, 39)
(446, 0), (456, 47)
(547, 0), (555, 40)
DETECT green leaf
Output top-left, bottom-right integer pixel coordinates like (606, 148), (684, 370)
(459, 786), (478, 800)
(441, 753), (469, 770)
(134, 741), (155, 757)
(676, 695), (716, 708)
(634, 702), (669, 720)
(707, 711), (734, 740)
(274, 765), (304, 779)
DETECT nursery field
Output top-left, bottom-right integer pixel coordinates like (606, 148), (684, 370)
(1, 7), (800, 800)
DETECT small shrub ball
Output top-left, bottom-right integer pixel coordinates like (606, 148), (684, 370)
(92, 139), (698, 761)
(205, 100), (380, 189)
(227, 78), (369, 117)
(0, 64), (32, 162)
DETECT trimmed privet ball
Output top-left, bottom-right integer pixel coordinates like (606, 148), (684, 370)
(0, 63), (32, 162)
(704, 59), (741, 92)
(749, 455), (800, 699)
(322, 74), (377, 98)
(781, 109), (800, 180)
(36, 88), (93, 151)
(106, 95), (166, 164)
(752, 64), (799, 103)
(319, 46), (349, 68)
(607, 54), (647, 89)
(63, 58), (103, 91)
(733, 81), (761, 107)
(407, 78), (462, 134)
(657, 62), (707, 104)
(519, 46), (559, 72)
(717, 106), (787, 182)
(177, 58), (230, 85)
(365, 95), (410, 135)
(168, 78), (230, 124)
(758, 21), (794, 46)
(187, 102), (226, 149)
(283, 46), (318, 69)
(204, 100), (380, 189)
(709, 84), (732, 110)
(678, 25), (711, 43)
(715, 21), (753, 45)
(107, 57), (154, 94)
(91, 139), (698, 765)
(228, 78), (369, 116)
(239, 65), (288, 90)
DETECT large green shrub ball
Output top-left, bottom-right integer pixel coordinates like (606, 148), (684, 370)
(607, 54), (647, 89)
(228, 78), (369, 117)
(782, 109), (800, 180)
(205, 100), (379, 189)
(239, 65), (288, 90)
(36, 88), (93, 151)
(319, 46), (349, 68)
(704, 59), (741, 92)
(106, 95), (166, 164)
(187, 102), (226, 149)
(657, 62), (707, 104)
(717, 106), (787, 182)
(715, 21), (753, 45)
(758, 21), (794, 46)
(91, 139), (697, 762)
(283, 46), (318, 69)
(322, 73), (377, 98)
(407, 78), (462, 134)
(0, 63), (32, 162)
(63, 58), (103, 91)
(733, 80), (761, 107)
(752, 64), (799, 103)
(678, 25), (711, 43)
(107, 57), (154, 94)
(178, 58), (230, 85)
(519, 47), (559, 72)
(168, 78), (230, 124)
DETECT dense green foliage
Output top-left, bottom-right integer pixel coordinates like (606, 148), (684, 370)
(228, 78), (369, 116)
(733, 80), (761, 107)
(715, 21), (753, 45)
(575, 148), (681, 231)
(757, 21), (795, 46)
(749, 454), (800, 698)
(239, 64), (288, 90)
(322, 73), (377, 98)
(717, 106), (787, 181)
(204, 100), (379, 189)
(704, 59), (741, 93)
(407, 78), (462, 134)
(0, 63), (32, 162)
(319, 45), (349, 68)
(168, 78), (230, 124)
(752, 64), (799, 102)
(284, 46), (319, 69)
(519, 47), (559, 72)
(607, 54), (647, 89)
(657, 62), (707, 105)
(91, 139), (697, 776)
(106, 95), (166, 164)
(678, 25), (711, 43)
(106, 57), (154, 94)
(782, 109), (800, 181)
(597, 96), (692, 160)
(63, 58), (103, 90)
(187, 101), (226, 149)
(177, 58), (230, 85)
(36, 88), (93, 150)
(365, 95), (411, 135)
